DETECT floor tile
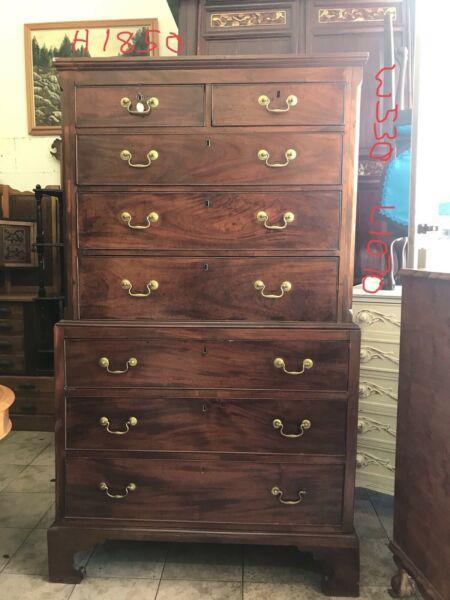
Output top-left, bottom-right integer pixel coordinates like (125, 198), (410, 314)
(87, 540), (167, 579)
(30, 443), (55, 466)
(0, 464), (27, 492)
(0, 573), (74, 599)
(157, 580), (242, 600)
(6, 432), (53, 445)
(244, 545), (321, 587)
(69, 577), (159, 600)
(244, 582), (323, 599)
(162, 543), (242, 582)
(0, 492), (53, 528)
(0, 438), (51, 466)
(360, 539), (396, 587)
(4, 529), (48, 575)
(3, 464), (55, 493)
(36, 503), (55, 529)
(331, 586), (401, 599)
(0, 528), (32, 572)
(354, 500), (388, 540)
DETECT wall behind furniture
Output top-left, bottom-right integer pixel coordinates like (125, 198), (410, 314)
(0, 0), (177, 191)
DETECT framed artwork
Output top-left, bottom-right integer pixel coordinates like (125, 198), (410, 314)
(24, 19), (159, 135)
(0, 220), (38, 268)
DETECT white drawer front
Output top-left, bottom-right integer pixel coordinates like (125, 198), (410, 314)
(356, 439), (396, 495)
(360, 339), (399, 374)
(353, 301), (401, 340)
(359, 371), (399, 405)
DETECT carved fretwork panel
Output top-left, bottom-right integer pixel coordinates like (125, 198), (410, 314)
(318, 6), (397, 24)
(210, 10), (288, 28)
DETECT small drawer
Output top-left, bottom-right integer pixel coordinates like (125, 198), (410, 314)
(65, 457), (344, 527)
(1, 376), (54, 398)
(75, 85), (205, 127)
(76, 133), (342, 186)
(0, 354), (25, 374)
(78, 256), (339, 322)
(77, 190), (341, 252)
(11, 395), (54, 416)
(63, 328), (350, 391)
(0, 319), (24, 335)
(0, 304), (23, 319)
(212, 83), (345, 126)
(0, 335), (24, 354)
(66, 394), (347, 456)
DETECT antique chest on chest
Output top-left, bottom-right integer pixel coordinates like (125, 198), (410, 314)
(49, 54), (366, 596)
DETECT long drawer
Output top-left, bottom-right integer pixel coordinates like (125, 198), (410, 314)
(77, 190), (341, 251)
(212, 83), (345, 126)
(63, 330), (350, 391)
(78, 256), (339, 321)
(76, 133), (342, 185)
(75, 84), (205, 127)
(65, 457), (344, 526)
(66, 394), (347, 455)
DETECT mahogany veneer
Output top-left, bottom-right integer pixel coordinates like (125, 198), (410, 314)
(50, 55), (366, 596)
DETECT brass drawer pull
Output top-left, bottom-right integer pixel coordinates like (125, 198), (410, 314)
(254, 280), (292, 299)
(120, 211), (159, 230)
(258, 148), (297, 168)
(121, 279), (159, 297)
(273, 418), (312, 438)
(271, 486), (306, 505)
(99, 416), (138, 435)
(120, 149), (159, 168)
(274, 357), (314, 375)
(257, 210), (295, 230)
(258, 94), (298, 113)
(120, 95), (159, 115)
(98, 356), (138, 374)
(99, 482), (136, 499)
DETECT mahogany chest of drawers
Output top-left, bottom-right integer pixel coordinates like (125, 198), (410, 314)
(49, 54), (366, 597)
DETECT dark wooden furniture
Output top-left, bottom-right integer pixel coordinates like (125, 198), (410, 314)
(177, 0), (415, 282)
(49, 54), (366, 596)
(0, 185), (63, 431)
(389, 270), (450, 600)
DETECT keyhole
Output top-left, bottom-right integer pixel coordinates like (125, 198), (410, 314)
(206, 138), (211, 148)
(136, 93), (145, 113)
(205, 199), (211, 208)
(202, 263), (209, 271)
(202, 346), (208, 355)
(276, 90), (281, 98)
(202, 404), (207, 413)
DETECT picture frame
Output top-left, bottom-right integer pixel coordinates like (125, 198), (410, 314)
(24, 19), (160, 135)
(0, 219), (38, 268)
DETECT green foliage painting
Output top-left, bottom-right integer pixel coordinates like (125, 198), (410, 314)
(26, 20), (159, 133)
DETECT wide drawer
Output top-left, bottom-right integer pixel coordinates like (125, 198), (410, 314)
(76, 133), (342, 185)
(64, 331), (350, 391)
(66, 394), (347, 455)
(75, 84), (205, 127)
(78, 256), (339, 321)
(212, 83), (345, 126)
(65, 457), (344, 526)
(77, 190), (341, 251)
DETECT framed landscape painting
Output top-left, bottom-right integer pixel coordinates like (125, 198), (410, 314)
(24, 19), (159, 135)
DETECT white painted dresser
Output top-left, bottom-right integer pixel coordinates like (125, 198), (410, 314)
(353, 285), (402, 494)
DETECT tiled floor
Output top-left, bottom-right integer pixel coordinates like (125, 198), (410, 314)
(0, 430), (419, 599)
